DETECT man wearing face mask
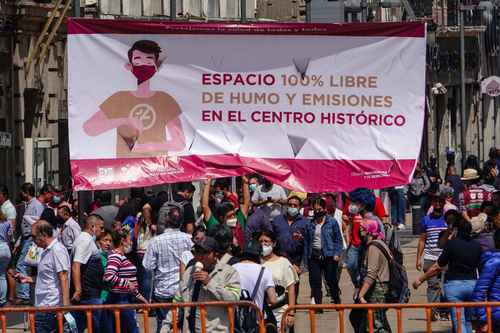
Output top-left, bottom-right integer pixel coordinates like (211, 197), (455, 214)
(271, 196), (309, 275)
(202, 177), (250, 252)
(71, 214), (104, 304)
(304, 198), (343, 305)
(83, 40), (185, 157)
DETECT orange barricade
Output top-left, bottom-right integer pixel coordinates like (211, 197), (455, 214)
(280, 302), (500, 333)
(0, 301), (265, 333)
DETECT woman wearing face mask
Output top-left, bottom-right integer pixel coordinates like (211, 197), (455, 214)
(304, 198), (344, 306)
(259, 230), (298, 333)
(355, 219), (391, 333)
(202, 177), (250, 251)
(103, 227), (147, 333)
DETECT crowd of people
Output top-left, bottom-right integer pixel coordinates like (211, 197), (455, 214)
(0, 147), (497, 333)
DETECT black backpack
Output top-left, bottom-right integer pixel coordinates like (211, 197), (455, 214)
(370, 241), (410, 303)
(235, 267), (265, 333)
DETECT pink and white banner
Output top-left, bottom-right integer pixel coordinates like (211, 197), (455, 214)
(68, 19), (426, 192)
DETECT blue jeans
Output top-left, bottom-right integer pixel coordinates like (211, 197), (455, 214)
(346, 245), (361, 288)
(15, 238), (31, 300)
(104, 293), (139, 333)
(35, 312), (71, 333)
(73, 298), (103, 333)
(137, 253), (152, 300)
(390, 188), (406, 226)
(444, 280), (476, 333)
(0, 242), (11, 305)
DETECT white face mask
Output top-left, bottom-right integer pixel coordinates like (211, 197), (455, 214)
(226, 218), (238, 228)
(262, 244), (273, 257)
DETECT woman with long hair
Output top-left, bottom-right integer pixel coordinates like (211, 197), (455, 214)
(413, 218), (482, 333)
(258, 230), (298, 332)
(103, 227), (147, 333)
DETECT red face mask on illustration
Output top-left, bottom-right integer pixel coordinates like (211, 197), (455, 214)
(132, 65), (157, 84)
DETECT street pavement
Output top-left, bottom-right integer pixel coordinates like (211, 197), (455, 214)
(5, 220), (457, 332)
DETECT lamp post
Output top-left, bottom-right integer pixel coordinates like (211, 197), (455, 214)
(459, 4), (466, 169)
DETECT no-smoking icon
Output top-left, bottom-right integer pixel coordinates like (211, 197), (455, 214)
(130, 104), (157, 130)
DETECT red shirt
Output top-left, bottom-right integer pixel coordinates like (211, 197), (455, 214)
(342, 197), (387, 220)
(342, 196), (386, 247)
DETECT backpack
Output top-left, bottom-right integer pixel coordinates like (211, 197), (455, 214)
(384, 224), (404, 265)
(235, 267), (265, 333)
(370, 241), (410, 303)
(156, 200), (190, 234)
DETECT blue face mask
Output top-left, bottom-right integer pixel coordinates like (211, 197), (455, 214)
(287, 207), (299, 217)
(52, 196), (61, 204)
(249, 184), (257, 192)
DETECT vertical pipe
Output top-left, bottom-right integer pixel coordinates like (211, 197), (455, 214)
(170, 0), (176, 20)
(306, 0), (312, 23)
(86, 311), (93, 333)
(425, 308), (432, 333)
(227, 306), (235, 333)
(367, 309), (374, 333)
(456, 307), (462, 333)
(241, 0), (247, 22)
(396, 309), (403, 333)
(494, 97), (498, 146)
(56, 312), (64, 333)
(1, 313), (6, 333)
(200, 305), (207, 333)
(309, 309), (317, 333)
(487, 307), (493, 333)
(114, 310), (121, 333)
(72, 0), (81, 17)
(459, 5), (467, 168)
(172, 308), (178, 333)
(29, 313), (36, 333)
(143, 310), (150, 333)
(338, 309), (345, 333)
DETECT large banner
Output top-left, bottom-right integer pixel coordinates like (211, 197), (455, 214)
(68, 19), (426, 192)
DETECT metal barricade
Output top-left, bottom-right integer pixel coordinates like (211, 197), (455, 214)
(0, 301), (265, 333)
(280, 302), (500, 333)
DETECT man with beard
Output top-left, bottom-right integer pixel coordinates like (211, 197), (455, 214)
(416, 194), (448, 321)
(83, 40), (185, 157)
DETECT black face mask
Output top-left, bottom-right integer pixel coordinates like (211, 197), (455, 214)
(314, 210), (326, 221)
(231, 244), (242, 257)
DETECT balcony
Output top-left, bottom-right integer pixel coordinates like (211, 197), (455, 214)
(84, 0), (258, 20)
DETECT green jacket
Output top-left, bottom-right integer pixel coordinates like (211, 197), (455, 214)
(170, 260), (241, 333)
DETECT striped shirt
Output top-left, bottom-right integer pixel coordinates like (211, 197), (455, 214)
(103, 250), (139, 296)
(421, 215), (447, 261)
(459, 185), (493, 218)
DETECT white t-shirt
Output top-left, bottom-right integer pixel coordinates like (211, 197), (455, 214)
(251, 185), (287, 203)
(263, 257), (299, 328)
(1, 200), (16, 220)
(72, 231), (98, 264)
(233, 262), (275, 310)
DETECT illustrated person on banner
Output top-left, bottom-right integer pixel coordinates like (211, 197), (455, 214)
(83, 40), (186, 158)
